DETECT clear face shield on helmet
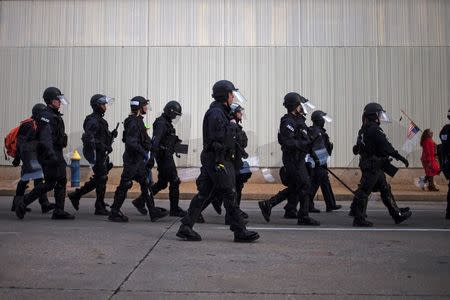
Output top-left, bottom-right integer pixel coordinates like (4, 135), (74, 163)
(232, 89), (247, 105)
(323, 114), (333, 123)
(57, 95), (69, 105)
(173, 113), (182, 125)
(377, 111), (391, 123)
(300, 100), (316, 115)
(98, 95), (115, 106)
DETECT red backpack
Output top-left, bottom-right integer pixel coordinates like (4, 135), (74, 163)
(4, 118), (36, 159)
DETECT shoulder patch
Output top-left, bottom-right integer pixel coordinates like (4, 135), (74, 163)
(286, 124), (295, 132)
(441, 134), (448, 141)
(40, 117), (50, 123)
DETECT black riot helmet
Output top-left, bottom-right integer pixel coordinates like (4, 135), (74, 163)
(90, 94), (114, 114)
(31, 103), (47, 120)
(130, 96), (149, 113)
(311, 110), (333, 127)
(163, 100), (182, 119)
(42, 87), (63, 105)
(363, 102), (390, 123)
(283, 92), (304, 112)
(212, 80), (236, 102)
(311, 110), (326, 127)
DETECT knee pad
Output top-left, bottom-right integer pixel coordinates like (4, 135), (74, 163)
(55, 178), (67, 190)
(170, 177), (181, 186)
(120, 180), (133, 190)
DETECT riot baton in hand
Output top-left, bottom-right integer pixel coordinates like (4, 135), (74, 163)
(322, 166), (356, 195)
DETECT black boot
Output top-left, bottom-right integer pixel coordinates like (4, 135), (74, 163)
(94, 185), (110, 216)
(176, 224), (202, 241)
(196, 213), (205, 223)
(108, 209), (129, 222)
(326, 205), (342, 212)
(240, 209), (249, 219)
(284, 210), (298, 219)
(393, 210), (412, 224)
(67, 190), (81, 211)
(234, 229), (260, 243)
(297, 216), (320, 226)
(14, 196), (27, 219)
(258, 200), (272, 223)
(353, 218), (373, 227)
(11, 200), (31, 213)
(52, 210), (75, 220)
(132, 197), (148, 215)
(145, 194), (168, 222)
(94, 202), (110, 216)
(41, 202), (56, 214)
(309, 207), (321, 213)
(169, 206), (187, 217)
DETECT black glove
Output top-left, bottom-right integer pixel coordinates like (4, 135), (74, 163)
(214, 163), (227, 174)
(111, 129), (118, 139)
(12, 158), (20, 167)
(398, 156), (409, 168)
(352, 145), (360, 155)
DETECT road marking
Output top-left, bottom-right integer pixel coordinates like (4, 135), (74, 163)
(241, 209), (445, 212)
(215, 227), (450, 232)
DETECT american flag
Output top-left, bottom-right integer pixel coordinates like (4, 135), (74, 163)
(407, 121), (420, 139)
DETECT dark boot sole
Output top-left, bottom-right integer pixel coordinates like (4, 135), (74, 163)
(234, 234), (260, 243)
(176, 232), (202, 241)
(108, 217), (129, 222)
(51, 215), (75, 220)
(258, 202), (271, 223)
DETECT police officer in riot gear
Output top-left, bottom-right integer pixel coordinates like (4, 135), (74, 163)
(68, 94), (117, 215)
(176, 80), (259, 242)
(108, 96), (168, 222)
(259, 92), (319, 226)
(308, 110), (341, 212)
(142, 100), (186, 217)
(201, 103), (251, 222)
(14, 87), (75, 220)
(351, 102), (412, 227)
(439, 108), (450, 219)
(11, 103), (55, 214)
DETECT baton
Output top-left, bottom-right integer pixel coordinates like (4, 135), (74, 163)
(323, 166), (356, 195)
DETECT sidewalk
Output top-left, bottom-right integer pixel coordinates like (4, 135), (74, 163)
(0, 180), (446, 202)
(0, 166), (446, 201)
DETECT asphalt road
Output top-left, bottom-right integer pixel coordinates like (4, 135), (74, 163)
(0, 197), (449, 299)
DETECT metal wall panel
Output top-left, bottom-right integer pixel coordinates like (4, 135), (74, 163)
(2, 0), (449, 47)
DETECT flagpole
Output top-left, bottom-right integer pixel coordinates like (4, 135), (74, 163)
(400, 110), (420, 128)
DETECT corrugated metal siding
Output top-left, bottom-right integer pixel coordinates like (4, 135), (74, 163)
(1, 0), (449, 167)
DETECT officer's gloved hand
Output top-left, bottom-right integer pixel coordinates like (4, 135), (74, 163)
(111, 129), (118, 139)
(12, 158), (20, 167)
(398, 155), (409, 168)
(352, 145), (360, 155)
(214, 163), (227, 174)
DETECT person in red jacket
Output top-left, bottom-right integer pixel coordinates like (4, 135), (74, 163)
(420, 129), (440, 191)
